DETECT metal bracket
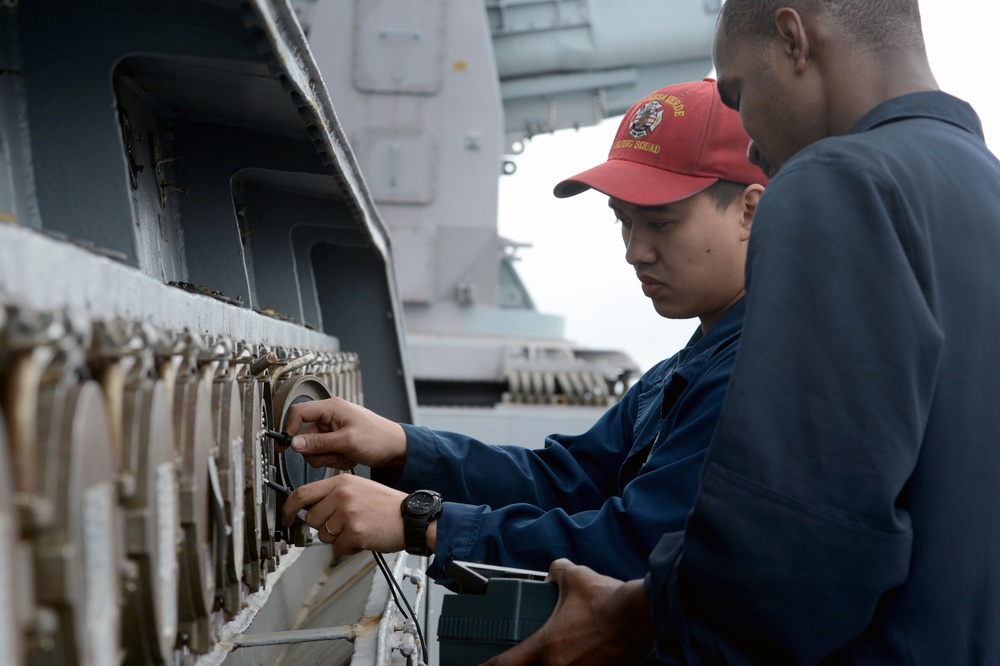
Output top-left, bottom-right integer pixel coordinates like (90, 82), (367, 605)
(223, 623), (358, 650)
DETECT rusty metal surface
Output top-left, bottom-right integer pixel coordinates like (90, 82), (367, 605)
(0, 0), (418, 662)
(32, 377), (122, 665)
(168, 344), (219, 654)
(0, 405), (26, 666)
(213, 375), (246, 617)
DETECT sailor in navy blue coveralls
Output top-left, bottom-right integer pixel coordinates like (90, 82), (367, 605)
(646, 90), (1000, 665)
(389, 78), (769, 583)
(279, 79), (768, 598)
(473, 4), (1000, 664)
(397, 299), (744, 581)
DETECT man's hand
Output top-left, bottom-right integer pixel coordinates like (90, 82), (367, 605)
(281, 397), (407, 471)
(281, 474), (414, 555)
(482, 560), (654, 666)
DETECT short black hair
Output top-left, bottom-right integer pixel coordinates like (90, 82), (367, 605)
(719, 0), (925, 54)
(705, 180), (752, 211)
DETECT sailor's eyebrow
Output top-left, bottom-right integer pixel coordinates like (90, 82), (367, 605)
(608, 200), (679, 215)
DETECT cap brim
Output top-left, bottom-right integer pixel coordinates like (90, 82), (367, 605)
(553, 159), (718, 206)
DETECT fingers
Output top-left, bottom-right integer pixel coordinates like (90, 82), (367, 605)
(284, 397), (339, 436)
(545, 558), (574, 584)
(481, 562), (577, 665)
(281, 476), (336, 527)
(318, 509), (346, 549)
(280, 397), (408, 471)
(284, 398), (350, 455)
(280, 475), (408, 554)
(290, 430), (346, 456)
(270, 421), (320, 454)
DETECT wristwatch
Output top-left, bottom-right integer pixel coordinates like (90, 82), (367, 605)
(401, 489), (443, 556)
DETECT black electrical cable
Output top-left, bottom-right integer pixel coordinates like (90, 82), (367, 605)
(374, 551), (428, 664)
(264, 466), (429, 663)
(349, 469), (429, 665)
(372, 547), (408, 619)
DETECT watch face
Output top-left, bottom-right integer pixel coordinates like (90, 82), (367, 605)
(406, 491), (439, 515)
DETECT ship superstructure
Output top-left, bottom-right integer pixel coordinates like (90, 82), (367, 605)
(0, 1), (717, 663)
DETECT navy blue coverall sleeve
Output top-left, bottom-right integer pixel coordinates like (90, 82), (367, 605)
(647, 154), (943, 663)
(394, 346), (736, 580)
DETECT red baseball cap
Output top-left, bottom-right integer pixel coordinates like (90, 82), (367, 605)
(553, 79), (767, 205)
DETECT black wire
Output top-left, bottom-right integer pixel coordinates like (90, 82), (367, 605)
(350, 469), (429, 664)
(375, 551), (428, 664)
(264, 460), (428, 660)
(372, 548), (409, 619)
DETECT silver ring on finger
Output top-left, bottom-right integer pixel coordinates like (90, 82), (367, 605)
(323, 521), (339, 538)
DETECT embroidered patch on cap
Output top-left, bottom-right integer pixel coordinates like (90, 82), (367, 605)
(628, 101), (664, 139)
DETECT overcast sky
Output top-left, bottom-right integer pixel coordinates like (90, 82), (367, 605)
(497, 0), (996, 373)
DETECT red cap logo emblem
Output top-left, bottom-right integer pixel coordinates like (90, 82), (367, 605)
(628, 101), (664, 139)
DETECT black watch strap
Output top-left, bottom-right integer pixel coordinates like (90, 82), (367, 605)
(401, 489), (443, 556)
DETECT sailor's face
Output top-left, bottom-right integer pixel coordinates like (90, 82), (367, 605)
(612, 189), (752, 332)
(713, 25), (823, 178)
